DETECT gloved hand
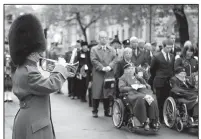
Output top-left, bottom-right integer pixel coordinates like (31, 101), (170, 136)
(57, 57), (68, 67)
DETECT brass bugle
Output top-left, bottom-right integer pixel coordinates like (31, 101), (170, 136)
(40, 57), (79, 66)
(39, 57), (79, 77)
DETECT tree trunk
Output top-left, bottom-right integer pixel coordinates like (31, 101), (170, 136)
(173, 5), (189, 47)
(82, 28), (88, 42)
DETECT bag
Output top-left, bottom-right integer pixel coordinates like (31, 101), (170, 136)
(103, 78), (115, 89)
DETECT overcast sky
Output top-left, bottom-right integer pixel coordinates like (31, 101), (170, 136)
(15, 5), (42, 10)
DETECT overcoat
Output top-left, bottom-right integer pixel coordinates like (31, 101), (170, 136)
(170, 76), (198, 110)
(90, 44), (116, 99)
(12, 59), (68, 139)
(118, 74), (158, 123)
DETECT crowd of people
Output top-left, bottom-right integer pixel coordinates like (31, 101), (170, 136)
(52, 30), (198, 130)
(4, 14), (198, 138)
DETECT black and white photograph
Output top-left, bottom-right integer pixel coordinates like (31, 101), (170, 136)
(3, 3), (199, 139)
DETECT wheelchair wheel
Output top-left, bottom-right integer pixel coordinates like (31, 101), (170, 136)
(112, 99), (124, 128)
(163, 97), (177, 128)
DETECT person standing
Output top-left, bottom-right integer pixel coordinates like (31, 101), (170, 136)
(87, 41), (97, 107)
(9, 14), (70, 139)
(150, 39), (175, 122)
(169, 33), (177, 57)
(65, 45), (74, 97)
(90, 31), (116, 118)
(4, 52), (13, 102)
(130, 37), (147, 67)
(76, 41), (91, 102)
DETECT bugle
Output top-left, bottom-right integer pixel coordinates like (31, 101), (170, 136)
(39, 57), (79, 77)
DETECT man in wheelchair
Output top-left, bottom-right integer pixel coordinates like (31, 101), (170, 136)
(118, 64), (160, 131)
(170, 67), (198, 125)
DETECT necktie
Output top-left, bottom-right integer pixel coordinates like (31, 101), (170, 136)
(116, 49), (118, 56)
(102, 46), (106, 51)
(166, 53), (169, 62)
(135, 49), (138, 56)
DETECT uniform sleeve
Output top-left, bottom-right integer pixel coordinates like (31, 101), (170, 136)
(27, 65), (68, 95)
(90, 47), (104, 71)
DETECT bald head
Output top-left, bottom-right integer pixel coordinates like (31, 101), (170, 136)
(98, 31), (108, 45)
(144, 43), (152, 51)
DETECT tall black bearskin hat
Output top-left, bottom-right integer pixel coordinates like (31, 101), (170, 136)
(8, 14), (46, 66)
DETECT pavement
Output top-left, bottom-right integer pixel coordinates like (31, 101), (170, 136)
(4, 70), (198, 139)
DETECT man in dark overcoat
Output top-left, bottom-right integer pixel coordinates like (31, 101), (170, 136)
(90, 31), (116, 118)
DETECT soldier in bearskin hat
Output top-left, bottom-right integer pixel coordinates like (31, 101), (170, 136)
(9, 14), (70, 139)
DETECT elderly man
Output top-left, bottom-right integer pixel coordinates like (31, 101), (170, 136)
(144, 43), (153, 65)
(130, 37), (147, 67)
(90, 31), (116, 118)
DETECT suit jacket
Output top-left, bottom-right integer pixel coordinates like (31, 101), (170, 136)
(12, 59), (68, 139)
(144, 50), (152, 66)
(131, 48), (147, 66)
(150, 51), (174, 88)
(90, 44), (116, 99)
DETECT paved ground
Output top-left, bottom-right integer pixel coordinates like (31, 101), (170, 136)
(4, 70), (198, 139)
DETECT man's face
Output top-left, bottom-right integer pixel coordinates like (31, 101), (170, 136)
(130, 40), (138, 49)
(124, 67), (135, 75)
(177, 71), (186, 82)
(170, 35), (176, 43)
(111, 42), (119, 49)
(99, 32), (108, 45)
(164, 45), (172, 53)
(82, 45), (88, 52)
(138, 42), (145, 51)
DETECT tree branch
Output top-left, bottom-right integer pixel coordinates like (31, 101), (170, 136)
(76, 12), (85, 32)
(84, 13), (102, 29)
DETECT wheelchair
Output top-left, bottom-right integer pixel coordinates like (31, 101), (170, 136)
(163, 82), (198, 132)
(112, 92), (160, 133)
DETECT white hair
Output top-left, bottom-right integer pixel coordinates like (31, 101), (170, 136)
(184, 40), (192, 47)
(144, 43), (151, 47)
(123, 47), (132, 54)
(138, 39), (145, 43)
(130, 36), (138, 42)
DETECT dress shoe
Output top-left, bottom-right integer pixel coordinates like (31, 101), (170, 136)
(104, 112), (112, 117)
(92, 113), (98, 118)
